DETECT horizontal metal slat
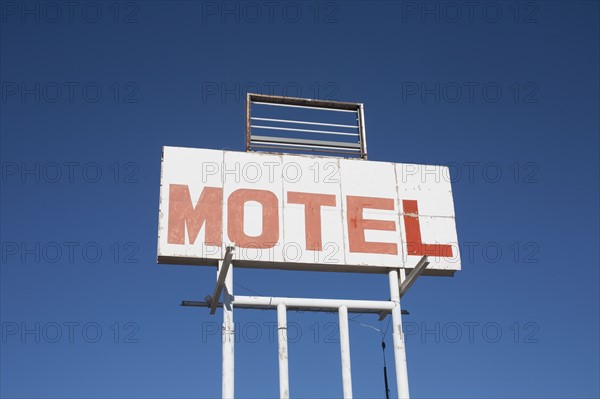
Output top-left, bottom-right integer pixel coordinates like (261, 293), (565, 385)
(251, 117), (359, 129)
(251, 135), (362, 149)
(252, 101), (358, 113)
(251, 125), (359, 137)
(251, 143), (362, 154)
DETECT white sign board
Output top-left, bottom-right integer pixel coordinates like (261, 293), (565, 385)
(157, 146), (460, 275)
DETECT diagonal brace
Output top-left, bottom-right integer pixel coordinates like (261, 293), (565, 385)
(210, 246), (235, 314)
(399, 255), (429, 298)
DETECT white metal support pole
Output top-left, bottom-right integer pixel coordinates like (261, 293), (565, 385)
(399, 268), (407, 289)
(389, 269), (410, 399)
(338, 305), (353, 399)
(277, 303), (290, 399)
(221, 261), (234, 399)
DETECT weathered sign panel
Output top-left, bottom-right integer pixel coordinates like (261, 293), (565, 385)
(157, 146), (460, 275)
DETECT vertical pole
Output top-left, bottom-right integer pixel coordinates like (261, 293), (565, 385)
(358, 103), (368, 159)
(221, 261), (234, 399)
(389, 269), (410, 399)
(277, 303), (290, 399)
(338, 305), (353, 399)
(399, 268), (406, 284)
(245, 93), (251, 152)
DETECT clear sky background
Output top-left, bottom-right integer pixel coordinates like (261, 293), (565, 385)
(1, 1), (599, 398)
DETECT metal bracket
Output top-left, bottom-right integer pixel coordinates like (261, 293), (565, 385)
(209, 246), (235, 314)
(399, 255), (430, 298)
(378, 309), (409, 321)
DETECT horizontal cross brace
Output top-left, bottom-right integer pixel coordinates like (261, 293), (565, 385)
(183, 295), (408, 316)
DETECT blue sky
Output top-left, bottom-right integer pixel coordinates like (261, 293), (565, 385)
(1, 1), (599, 398)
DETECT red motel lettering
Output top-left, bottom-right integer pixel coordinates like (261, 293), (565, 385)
(287, 192), (336, 251)
(347, 196), (398, 255)
(403, 200), (453, 257)
(167, 185), (453, 258)
(168, 185), (223, 246)
(227, 189), (279, 248)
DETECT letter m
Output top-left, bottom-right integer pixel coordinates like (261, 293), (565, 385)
(168, 184), (223, 246)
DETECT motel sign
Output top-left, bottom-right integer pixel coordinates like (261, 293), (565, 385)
(157, 147), (460, 275)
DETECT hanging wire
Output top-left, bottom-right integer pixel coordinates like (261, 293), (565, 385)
(233, 282), (261, 296)
(380, 317), (392, 399)
(349, 315), (384, 334)
(382, 341), (391, 399)
(382, 315), (392, 341)
(348, 313), (392, 398)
